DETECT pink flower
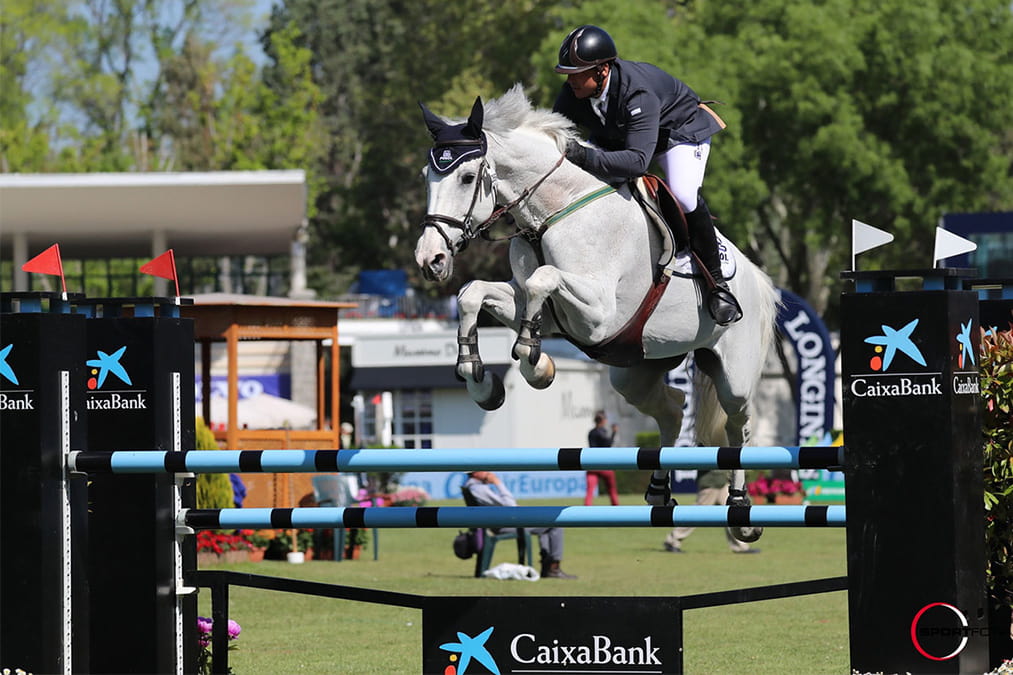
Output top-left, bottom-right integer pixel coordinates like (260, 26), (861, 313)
(227, 620), (242, 639)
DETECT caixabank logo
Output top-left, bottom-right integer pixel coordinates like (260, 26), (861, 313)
(437, 625), (664, 674)
(85, 345), (148, 410)
(439, 627), (500, 674)
(0, 343), (35, 411)
(425, 597), (675, 674)
(952, 319), (980, 396)
(850, 318), (942, 398)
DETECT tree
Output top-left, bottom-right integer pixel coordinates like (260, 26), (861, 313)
(270, 0), (563, 296)
(0, 0), (72, 171)
(531, 0), (1013, 324)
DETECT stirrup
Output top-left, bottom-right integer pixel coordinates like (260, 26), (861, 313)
(708, 286), (742, 326)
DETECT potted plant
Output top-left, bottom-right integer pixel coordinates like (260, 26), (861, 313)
(982, 327), (1013, 666)
(245, 530), (273, 562)
(389, 486), (429, 507)
(195, 530), (254, 565)
(196, 616), (241, 675)
(345, 527), (370, 560)
(261, 529), (315, 562)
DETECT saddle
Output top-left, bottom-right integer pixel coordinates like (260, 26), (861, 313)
(567, 175), (683, 368)
(632, 174), (688, 269)
(563, 175), (723, 368)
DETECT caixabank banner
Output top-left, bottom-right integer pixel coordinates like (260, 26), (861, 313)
(83, 314), (196, 674)
(0, 310), (88, 674)
(423, 597), (681, 675)
(842, 285), (986, 674)
(84, 317), (193, 449)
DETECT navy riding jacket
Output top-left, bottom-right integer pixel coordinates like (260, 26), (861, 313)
(553, 58), (724, 179)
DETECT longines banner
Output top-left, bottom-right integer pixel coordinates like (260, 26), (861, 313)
(775, 288), (836, 444)
(423, 597), (681, 674)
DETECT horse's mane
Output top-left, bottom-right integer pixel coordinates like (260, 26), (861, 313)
(448, 83), (578, 149)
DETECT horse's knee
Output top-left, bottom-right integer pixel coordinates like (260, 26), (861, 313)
(524, 266), (559, 301)
(457, 281), (485, 315)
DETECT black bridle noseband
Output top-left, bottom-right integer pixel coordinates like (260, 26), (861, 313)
(420, 156), (491, 255)
(420, 152), (566, 255)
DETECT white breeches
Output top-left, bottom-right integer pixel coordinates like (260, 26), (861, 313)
(657, 139), (711, 213)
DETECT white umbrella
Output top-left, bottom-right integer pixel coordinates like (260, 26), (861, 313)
(197, 393), (318, 430)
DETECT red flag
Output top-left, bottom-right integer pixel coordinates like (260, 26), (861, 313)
(140, 249), (180, 297)
(22, 244), (67, 294)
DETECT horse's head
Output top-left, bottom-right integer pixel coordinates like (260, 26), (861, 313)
(415, 97), (497, 283)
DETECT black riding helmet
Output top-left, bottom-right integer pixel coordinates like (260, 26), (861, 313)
(554, 25), (617, 74)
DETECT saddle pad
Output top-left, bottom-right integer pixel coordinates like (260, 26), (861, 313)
(665, 235), (737, 281)
(634, 176), (680, 268)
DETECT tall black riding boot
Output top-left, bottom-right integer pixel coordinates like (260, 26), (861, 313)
(686, 194), (742, 326)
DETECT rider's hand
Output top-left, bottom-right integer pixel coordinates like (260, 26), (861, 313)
(565, 139), (588, 168)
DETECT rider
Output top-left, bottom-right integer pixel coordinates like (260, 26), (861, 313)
(552, 25), (741, 326)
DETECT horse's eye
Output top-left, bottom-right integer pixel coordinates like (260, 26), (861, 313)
(461, 173), (476, 185)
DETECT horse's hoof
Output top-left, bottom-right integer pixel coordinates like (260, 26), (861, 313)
(730, 526), (763, 543)
(644, 477), (672, 506)
(529, 355), (555, 390)
(726, 489), (762, 542)
(476, 372), (506, 411)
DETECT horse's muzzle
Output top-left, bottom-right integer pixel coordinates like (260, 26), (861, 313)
(421, 252), (450, 283)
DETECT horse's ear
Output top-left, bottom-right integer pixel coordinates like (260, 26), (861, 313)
(419, 101), (447, 139)
(463, 96), (483, 139)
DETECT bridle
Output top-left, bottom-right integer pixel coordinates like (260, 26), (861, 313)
(420, 151), (567, 255)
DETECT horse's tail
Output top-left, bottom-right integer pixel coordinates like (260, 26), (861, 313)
(750, 262), (781, 366)
(694, 261), (781, 447)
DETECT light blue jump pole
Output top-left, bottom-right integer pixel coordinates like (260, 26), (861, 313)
(179, 504), (846, 530)
(69, 445), (844, 474)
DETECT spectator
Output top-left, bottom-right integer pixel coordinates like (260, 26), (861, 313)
(585, 411), (620, 506)
(464, 470), (577, 579)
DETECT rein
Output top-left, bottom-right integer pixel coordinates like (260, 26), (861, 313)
(420, 153), (567, 253)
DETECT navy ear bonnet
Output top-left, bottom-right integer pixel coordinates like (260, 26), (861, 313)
(420, 96), (487, 175)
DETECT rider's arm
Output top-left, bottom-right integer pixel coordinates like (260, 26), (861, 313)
(468, 479), (518, 507)
(580, 88), (661, 179)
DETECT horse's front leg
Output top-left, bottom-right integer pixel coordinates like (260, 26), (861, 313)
(455, 279), (524, 410)
(513, 265), (610, 390)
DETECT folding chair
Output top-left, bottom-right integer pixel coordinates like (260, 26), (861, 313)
(311, 474), (380, 561)
(461, 484), (534, 577)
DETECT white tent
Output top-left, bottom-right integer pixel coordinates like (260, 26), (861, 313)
(197, 393), (317, 430)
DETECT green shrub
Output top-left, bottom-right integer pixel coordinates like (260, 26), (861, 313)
(195, 417), (235, 510)
(983, 328), (1013, 610)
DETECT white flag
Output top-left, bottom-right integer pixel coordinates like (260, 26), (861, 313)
(851, 219), (894, 270)
(933, 227), (977, 267)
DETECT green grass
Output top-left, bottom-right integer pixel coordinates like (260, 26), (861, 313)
(197, 495), (849, 674)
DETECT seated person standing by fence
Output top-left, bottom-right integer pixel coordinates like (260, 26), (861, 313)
(463, 471), (577, 579)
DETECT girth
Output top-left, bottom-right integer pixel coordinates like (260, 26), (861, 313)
(567, 271), (671, 368)
(547, 175), (685, 368)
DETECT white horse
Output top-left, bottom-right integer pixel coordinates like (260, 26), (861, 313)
(415, 85), (778, 541)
